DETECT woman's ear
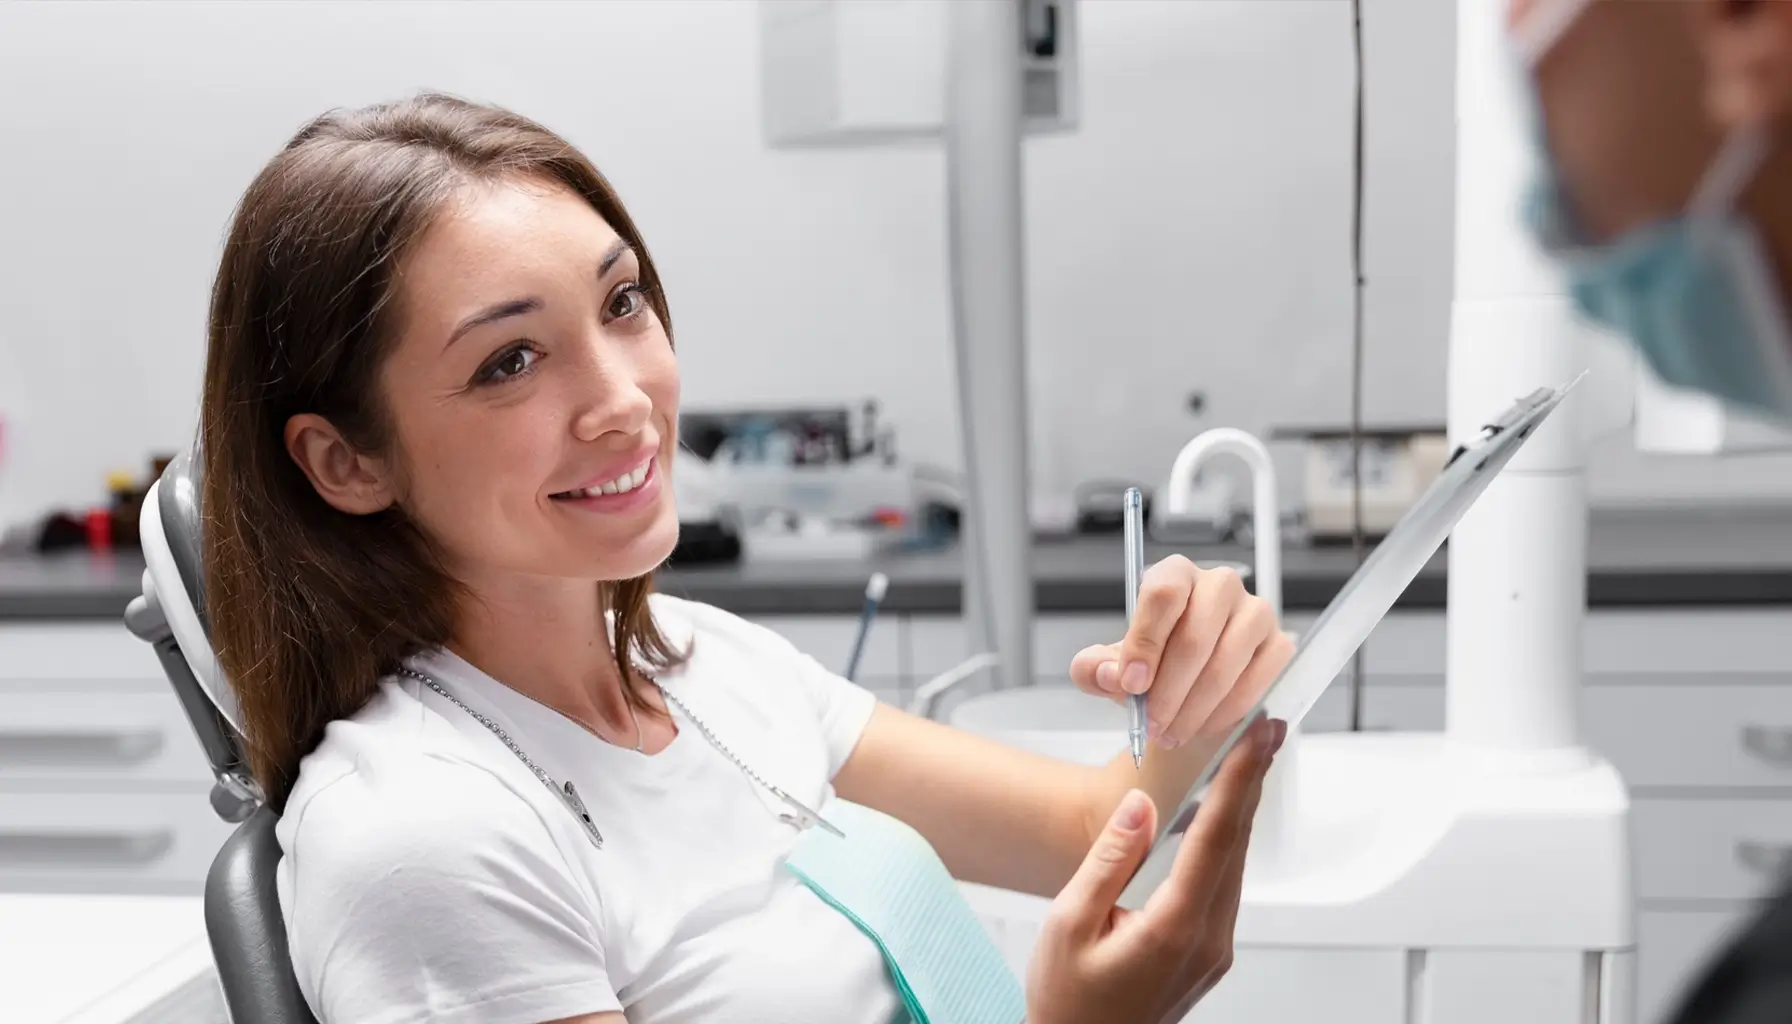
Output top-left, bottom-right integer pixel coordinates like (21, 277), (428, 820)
(284, 413), (396, 515)
(1697, 0), (1792, 127)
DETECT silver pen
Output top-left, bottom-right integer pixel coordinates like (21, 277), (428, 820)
(1122, 487), (1148, 769)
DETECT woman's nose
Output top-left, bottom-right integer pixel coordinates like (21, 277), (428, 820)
(570, 351), (654, 442)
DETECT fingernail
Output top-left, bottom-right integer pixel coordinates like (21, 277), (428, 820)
(1096, 660), (1120, 692)
(1116, 790), (1148, 831)
(1147, 719), (1165, 742)
(1122, 661), (1149, 694)
(1270, 719), (1288, 754)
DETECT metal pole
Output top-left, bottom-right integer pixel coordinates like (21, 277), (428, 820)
(946, 0), (1033, 690)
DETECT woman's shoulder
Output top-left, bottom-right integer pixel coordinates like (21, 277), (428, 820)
(277, 680), (559, 876)
(274, 682), (610, 1018)
(647, 591), (804, 660)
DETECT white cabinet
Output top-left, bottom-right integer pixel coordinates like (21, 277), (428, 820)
(757, 0), (1080, 147)
(0, 688), (211, 784)
(0, 791), (235, 895)
(0, 623), (220, 896)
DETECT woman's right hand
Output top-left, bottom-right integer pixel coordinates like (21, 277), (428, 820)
(1024, 716), (1278, 1024)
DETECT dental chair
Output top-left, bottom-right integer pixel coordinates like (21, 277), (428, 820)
(123, 449), (319, 1024)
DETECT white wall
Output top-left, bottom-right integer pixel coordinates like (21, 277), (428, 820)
(1, 0), (1788, 532)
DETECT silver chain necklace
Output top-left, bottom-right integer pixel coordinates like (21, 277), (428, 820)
(398, 666), (840, 850)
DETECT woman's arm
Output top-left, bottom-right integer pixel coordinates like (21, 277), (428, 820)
(834, 560), (1291, 898)
(834, 703), (1239, 897)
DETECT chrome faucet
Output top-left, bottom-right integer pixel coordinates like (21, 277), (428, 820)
(1165, 428), (1283, 620)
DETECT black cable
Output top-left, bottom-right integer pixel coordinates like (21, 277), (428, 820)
(1348, 0), (1368, 732)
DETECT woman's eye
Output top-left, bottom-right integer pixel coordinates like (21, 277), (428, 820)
(480, 345), (540, 384)
(608, 284), (648, 321)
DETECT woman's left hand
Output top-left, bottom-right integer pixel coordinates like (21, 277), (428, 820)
(1069, 557), (1294, 750)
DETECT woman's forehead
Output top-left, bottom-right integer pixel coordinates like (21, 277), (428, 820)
(394, 181), (625, 329)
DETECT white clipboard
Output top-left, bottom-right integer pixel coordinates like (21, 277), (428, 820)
(1117, 377), (1581, 910)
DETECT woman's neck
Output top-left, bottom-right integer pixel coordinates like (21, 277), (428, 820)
(447, 573), (639, 739)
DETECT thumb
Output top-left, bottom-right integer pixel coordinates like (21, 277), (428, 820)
(1052, 790), (1157, 938)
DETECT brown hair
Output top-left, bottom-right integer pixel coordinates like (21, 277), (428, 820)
(201, 93), (686, 811)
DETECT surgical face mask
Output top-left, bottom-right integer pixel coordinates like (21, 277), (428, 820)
(1511, 1), (1792, 418)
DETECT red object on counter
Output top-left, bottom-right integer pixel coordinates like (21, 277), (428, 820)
(85, 508), (112, 550)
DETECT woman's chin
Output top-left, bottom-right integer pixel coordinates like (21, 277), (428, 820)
(569, 511), (681, 581)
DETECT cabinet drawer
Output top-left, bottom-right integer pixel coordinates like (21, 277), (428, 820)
(1584, 684), (1792, 789)
(1310, 610), (1792, 678)
(0, 689), (210, 784)
(1352, 682), (1792, 792)
(1589, 611), (1792, 675)
(0, 790), (233, 895)
(1633, 798), (1792, 901)
(0, 623), (162, 683)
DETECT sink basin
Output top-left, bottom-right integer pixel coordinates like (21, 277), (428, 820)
(948, 686), (1128, 767)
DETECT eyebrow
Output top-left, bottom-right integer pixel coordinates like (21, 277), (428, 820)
(442, 241), (636, 350)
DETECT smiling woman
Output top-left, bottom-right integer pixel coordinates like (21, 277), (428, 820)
(203, 96), (686, 811)
(199, 91), (1288, 1024)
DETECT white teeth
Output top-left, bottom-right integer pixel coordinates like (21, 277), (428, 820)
(566, 459), (650, 499)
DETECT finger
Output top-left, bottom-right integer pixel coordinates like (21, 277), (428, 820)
(1165, 596), (1276, 747)
(1047, 789), (1158, 940)
(1165, 740), (1275, 1019)
(1202, 790), (1257, 951)
(1173, 811), (1256, 1014)
(1149, 567), (1247, 747)
(1146, 717), (1273, 927)
(1164, 835), (1252, 1022)
(1069, 643), (1124, 697)
(1117, 557), (1196, 697)
(1203, 630), (1295, 739)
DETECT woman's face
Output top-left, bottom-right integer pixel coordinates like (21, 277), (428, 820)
(374, 177), (680, 587)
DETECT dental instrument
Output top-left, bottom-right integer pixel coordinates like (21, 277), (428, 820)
(844, 571), (889, 682)
(1122, 487), (1147, 769)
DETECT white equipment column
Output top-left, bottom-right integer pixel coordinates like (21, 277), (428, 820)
(946, 0), (1035, 690)
(1445, 0), (1587, 760)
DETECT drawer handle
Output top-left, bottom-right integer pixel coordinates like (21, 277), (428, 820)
(0, 730), (164, 766)
(1735, 841), (1792, 878)
(0, 830), (176, 865)
(1741, 726), (1792, 766)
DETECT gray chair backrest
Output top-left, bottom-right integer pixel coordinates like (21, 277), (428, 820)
(206, 807), (319, 1024)
(127, 451), (317, 1024)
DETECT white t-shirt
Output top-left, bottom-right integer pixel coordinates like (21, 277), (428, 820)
(275, 594), (904, 1024)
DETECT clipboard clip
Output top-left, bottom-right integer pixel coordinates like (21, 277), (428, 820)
(1444, 373), (1588, 469)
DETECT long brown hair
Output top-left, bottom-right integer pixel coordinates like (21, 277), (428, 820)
(201, 93), (686, 811)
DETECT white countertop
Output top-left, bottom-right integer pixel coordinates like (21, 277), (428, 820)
(0, 893), (221, 1024)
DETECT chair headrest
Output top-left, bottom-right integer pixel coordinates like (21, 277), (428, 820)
(138, 445), (245, 738)
(157, 448), (209, 637)
(131, 445), (263, 817)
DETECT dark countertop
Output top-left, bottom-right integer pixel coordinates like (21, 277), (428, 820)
(3, 506), (1786, 621)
